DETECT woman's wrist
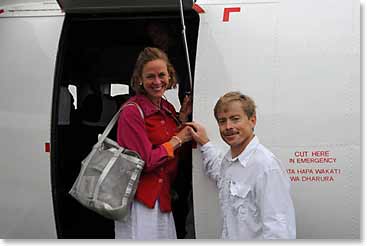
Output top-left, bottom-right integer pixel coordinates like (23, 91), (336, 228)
(170, 135), (182, 150)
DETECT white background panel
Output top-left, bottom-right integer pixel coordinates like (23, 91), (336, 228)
(0, 16), (64, 238)
(193, 0), (360, 239)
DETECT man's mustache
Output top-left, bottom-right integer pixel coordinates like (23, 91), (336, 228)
(223, 130), (239, 136)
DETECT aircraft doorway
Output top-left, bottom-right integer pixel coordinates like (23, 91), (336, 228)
(51, 11), (199, 239)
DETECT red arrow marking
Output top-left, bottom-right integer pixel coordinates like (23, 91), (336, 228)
(223, 7), (241, 22)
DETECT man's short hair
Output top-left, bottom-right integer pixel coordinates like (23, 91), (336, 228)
(214, 91), (256, 120)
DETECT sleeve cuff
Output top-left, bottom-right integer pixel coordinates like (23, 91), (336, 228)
(200, 141), (213, 152)
(162, 142), (175, 159)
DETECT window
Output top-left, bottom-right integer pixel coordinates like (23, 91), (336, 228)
(110, 84), (129, 97)
(68, 84), (77, 109)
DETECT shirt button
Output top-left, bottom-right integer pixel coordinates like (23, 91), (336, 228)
(158, 178), (163, 183)
(161, 120), (165, 125)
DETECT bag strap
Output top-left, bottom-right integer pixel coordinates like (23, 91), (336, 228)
(96, 102), (144, 145)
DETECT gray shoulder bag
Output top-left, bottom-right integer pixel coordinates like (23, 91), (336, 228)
(69, 102), (144, 221)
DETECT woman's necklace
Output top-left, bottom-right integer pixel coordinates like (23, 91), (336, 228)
(151, 99), (161, 110)
(154, 103), (161, 110)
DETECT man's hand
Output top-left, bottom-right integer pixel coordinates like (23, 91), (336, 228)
(185, 122), (210, 146)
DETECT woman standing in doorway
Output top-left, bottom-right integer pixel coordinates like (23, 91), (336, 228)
(115, 47), (192, 239)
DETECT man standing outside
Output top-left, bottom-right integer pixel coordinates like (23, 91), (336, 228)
(187, 91), (296, 240)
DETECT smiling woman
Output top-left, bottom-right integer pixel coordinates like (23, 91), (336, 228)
(130, 48), (177, 104)
(142, 60), (171, 103)
(113, 47), (193, 239)
(51, 8), (199, 239)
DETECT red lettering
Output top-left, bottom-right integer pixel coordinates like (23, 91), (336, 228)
(295, 151), (308, 157)
(301, 176), (334, 182)
(290, 176), (300, 182)
(287, 169), (295, 174)
(311, 150), (330, 157)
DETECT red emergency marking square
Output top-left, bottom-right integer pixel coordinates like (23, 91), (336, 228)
(0, 9), (4, 14)
(45, 143), (50, 153)
(223, 7), (241, 22)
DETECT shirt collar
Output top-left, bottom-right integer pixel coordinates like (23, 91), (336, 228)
(131, 94), (171, 117)
(224, 135), (259, 168)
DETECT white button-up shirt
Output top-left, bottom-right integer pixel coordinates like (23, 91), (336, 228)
(200, 136), (296, 240)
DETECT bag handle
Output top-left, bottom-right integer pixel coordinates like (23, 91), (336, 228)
(96, 102), (144, 146)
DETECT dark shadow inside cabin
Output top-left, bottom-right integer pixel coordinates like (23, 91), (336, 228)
(52, 10), (199, 239)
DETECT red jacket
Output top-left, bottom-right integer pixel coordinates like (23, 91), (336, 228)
(117, 95), (179, 212)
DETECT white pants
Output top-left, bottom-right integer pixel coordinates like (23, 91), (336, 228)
(115, 200), (177, 240)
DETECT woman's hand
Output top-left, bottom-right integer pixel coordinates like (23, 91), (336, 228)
(169, 126), (193, 150)
(178, 95), (192, 123)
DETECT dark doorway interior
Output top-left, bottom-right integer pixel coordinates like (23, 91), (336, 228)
(51, 11), (199, 239)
